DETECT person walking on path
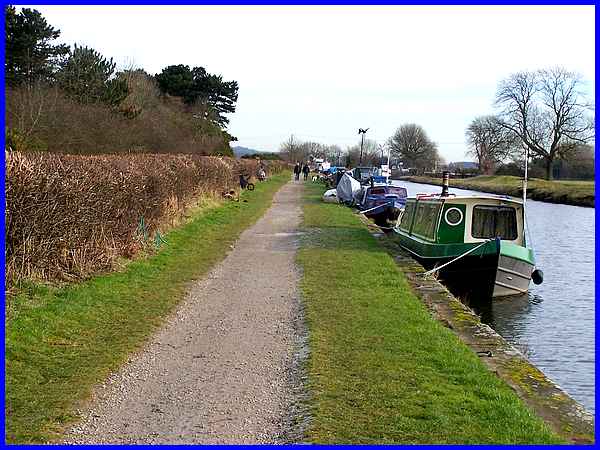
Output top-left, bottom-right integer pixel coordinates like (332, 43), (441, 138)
(293, 163), (301, 181)
(302, 163), (310, 181)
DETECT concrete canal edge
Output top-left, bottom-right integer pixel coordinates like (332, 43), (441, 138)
(361, 218), (594, 444)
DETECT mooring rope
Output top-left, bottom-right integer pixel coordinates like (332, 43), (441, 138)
(418, 238), (496, 277)
(356, 202), (392, 215)
(366, 223), (397, 231)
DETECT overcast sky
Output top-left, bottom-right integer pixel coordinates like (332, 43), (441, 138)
(30, 5), (595, 162)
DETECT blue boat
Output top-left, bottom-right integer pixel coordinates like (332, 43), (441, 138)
(358, 182), (408, 226)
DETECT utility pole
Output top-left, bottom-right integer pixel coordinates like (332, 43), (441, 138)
(378, 144), (385, 166)
(358, 128), (369, 165)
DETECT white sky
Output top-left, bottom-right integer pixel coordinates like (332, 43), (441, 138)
(29, 5), (595, 162)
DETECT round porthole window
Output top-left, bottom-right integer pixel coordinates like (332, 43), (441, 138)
(445, 207), (463, 226)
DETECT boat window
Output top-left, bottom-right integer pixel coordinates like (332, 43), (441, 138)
(411, 202), (442, 240)
(399, 202), (414, 232)
(444, 207), (463, 226)
(472, 206), (517, 240)
(370, 187), (386, 195)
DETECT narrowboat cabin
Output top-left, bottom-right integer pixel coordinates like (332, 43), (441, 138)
(393, 191), (543, 300)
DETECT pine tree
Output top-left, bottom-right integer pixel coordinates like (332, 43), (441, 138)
(5, 5), (70, 85)
(57, 44), (128, 105)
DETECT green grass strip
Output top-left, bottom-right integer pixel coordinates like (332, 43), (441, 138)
(5, 173), (290, 444)
(297, 183), (563, 444)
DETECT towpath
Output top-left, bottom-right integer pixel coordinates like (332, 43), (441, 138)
(64, 180), (306, 444)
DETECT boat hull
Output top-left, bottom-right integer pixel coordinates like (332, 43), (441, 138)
(493, 246), (535, 297)
(364, 203), (402, 226)
(392, 235), (534, 300)
(418, 242), (500, 301)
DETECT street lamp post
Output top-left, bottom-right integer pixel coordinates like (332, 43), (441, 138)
(358, 128), (369, 165)
(378, 144), (385, 166)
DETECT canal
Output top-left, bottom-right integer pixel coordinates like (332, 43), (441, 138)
(399, 180), (595, 414)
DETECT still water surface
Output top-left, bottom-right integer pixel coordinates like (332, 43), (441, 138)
(399, 181), (595, 413)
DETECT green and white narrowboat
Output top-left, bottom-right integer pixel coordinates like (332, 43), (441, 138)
(392, 185), (543, 300)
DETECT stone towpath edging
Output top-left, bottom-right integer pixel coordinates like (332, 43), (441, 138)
(364, 221), (594, 444)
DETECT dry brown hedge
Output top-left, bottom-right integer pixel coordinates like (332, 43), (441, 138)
(5, 151), (286, 285)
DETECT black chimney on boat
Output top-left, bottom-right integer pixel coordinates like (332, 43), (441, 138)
(441, 171), (450, 197)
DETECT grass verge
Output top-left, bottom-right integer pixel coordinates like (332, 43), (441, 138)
(400, 175), (594, 207)
(4, 172), (290, 443)
(297, 182), (563, 444)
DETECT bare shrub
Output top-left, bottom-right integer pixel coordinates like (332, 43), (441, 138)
(5, 82), (228, 155)
(5, 151), (285, 285)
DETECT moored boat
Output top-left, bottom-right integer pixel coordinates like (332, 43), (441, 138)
(358, 182), (407, 226)
(392, 175), (542, 300)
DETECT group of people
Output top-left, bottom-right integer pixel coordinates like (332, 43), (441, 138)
(293, 162), (310, 181)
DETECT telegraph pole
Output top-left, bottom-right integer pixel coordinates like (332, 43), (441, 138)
(358, 128), (369, 165)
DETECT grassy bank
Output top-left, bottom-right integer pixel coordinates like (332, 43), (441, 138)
(400, 175), (594, 207)
(5, 173), (290, 444)
(297, 183), (562, 444)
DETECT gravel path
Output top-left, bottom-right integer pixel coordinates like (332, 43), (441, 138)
(63, 180), (308, 444)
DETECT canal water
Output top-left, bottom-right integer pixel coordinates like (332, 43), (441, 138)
(398, 180), (595, 414)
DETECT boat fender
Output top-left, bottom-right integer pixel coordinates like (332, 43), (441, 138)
(532, 268), (544, 285)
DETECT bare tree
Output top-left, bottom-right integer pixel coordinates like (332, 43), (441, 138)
(299, 141), (327, 161)
(279, 134), (305, 163)
(325, 144), (343, 165)
(388, 124), (440, 174)
(345, 139), (380, 167)
(465, 115), (517, 174)
(495, 67), (594, 179)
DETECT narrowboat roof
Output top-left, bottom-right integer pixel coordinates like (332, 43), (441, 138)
(409, 193), (523, 205)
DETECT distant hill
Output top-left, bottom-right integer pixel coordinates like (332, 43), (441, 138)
(231, 146), (283, 160)
(231, 146), (262, 158)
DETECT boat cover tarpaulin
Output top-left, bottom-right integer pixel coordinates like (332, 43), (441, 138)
(336, 172), (361, 204)
(322, 189), (338, 203)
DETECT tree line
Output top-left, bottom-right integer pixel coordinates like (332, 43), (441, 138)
(278, 126), (444, 174)
(4, 6), (239, 155)
(279, 66), (594, 181)
(467, 67), (594, 180)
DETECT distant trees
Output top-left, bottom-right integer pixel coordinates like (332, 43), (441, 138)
(58, 45), (129, 106)
(388, 124), (440, 174)
(278, 136), (352, 166)
(4, 6), (238, 155)
(4, 6), (69, 85)
(546, 144), (594, 179)
(299, 141), (327, 160)
(495, 67), (594, 180)
(345, 139), (380, 167)
(324, 145), (344, 165)
(156, 64), (239, 127)
(465, 115), (517, 174)
(495, 143), (595, 180)
(279, 135), (305, 162)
